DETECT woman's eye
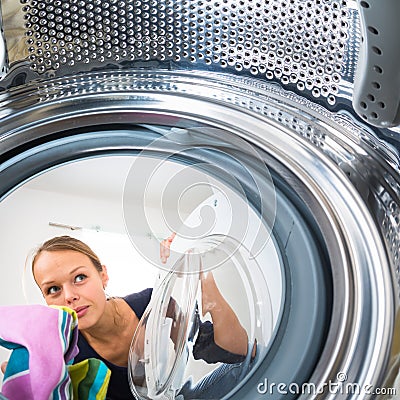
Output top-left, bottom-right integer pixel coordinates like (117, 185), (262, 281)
(47, 286), (59, 295)
(75, 274), (87, 283)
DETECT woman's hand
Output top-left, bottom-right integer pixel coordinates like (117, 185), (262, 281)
(160, 232), (176, 264)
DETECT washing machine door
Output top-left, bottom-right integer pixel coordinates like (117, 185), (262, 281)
(128, 235), (274, 400)
(128, 250), (201, 400)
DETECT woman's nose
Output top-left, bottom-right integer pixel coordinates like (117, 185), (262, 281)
(64, 286), (79, 304)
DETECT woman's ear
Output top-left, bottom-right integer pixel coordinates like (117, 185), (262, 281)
(101, 265), (109, 289)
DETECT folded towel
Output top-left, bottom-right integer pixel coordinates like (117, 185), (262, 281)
(0, 305), (78, 400)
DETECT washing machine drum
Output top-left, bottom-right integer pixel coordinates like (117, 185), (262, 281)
(0, 0), (400, 399)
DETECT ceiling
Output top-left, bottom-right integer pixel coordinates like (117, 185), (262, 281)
(25, 156), (133, 201)
(24, 155), (214, 213)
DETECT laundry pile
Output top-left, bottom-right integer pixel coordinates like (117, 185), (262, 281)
(0, 305), (111, 400)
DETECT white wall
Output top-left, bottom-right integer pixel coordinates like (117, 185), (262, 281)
(0, 186), (164, 303)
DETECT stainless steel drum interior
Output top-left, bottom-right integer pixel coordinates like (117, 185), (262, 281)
(0, 0), (399, 399)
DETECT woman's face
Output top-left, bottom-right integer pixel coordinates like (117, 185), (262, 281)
(33, 249), (109, 330)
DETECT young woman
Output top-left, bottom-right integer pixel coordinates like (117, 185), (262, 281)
(10, 235), (255, 399)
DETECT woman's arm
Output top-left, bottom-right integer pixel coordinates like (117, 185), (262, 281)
(200, 271), (250, 357)
(160, 233), (256, 359)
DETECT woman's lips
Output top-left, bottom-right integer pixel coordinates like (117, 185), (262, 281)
(74, 306), (89, 318)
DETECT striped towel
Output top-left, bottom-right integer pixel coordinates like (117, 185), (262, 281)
(69, 359), (111, 400)
(0, 305), (110, 400)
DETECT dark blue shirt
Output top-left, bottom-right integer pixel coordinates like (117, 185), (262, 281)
(74, 288), (244, 400)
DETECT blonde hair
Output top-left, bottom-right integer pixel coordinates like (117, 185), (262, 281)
(32, 235), (103, 276)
